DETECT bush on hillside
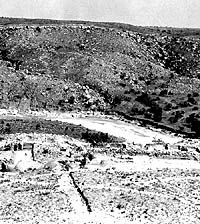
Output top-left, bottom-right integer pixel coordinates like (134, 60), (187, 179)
(81, 129), (110, 145)
(151, 104), (163, 122)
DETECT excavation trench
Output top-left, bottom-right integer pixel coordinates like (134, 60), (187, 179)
(69, 171), (92, 213)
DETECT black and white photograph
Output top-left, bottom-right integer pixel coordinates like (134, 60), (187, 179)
(0, 0), (200, 223)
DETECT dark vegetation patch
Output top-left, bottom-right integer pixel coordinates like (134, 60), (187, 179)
(0, 118), (121, 145)
(0, 18), (200, 136)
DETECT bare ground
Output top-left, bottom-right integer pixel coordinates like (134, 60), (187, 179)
(1, 111), (200, 223)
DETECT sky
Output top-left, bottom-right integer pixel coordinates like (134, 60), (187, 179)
(0, 0), (199, 28)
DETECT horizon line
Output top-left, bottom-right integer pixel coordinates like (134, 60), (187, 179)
(0, 16), (200, 30)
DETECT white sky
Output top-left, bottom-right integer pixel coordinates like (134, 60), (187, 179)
(0, 0), (199, 28)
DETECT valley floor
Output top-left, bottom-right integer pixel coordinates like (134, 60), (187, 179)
(0, 110), (200, 223)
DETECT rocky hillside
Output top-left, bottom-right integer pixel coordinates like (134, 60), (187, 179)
(0, 18), (200, 136)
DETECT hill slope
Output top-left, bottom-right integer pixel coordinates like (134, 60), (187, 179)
(0, 18), (200, 136)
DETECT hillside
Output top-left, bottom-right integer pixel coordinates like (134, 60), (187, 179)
(0, 18), (200, 136)
(1, 18), (200, 224)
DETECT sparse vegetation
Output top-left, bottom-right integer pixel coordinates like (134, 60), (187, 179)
(0, 18), (200, 136)
(0, 118), (120, 144)
(1, 17), (200, 224)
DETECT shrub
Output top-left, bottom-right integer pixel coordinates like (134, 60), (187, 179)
(163, 102), (172, 111)
(81, 129), (111, 145)
(136, 92), (151, 106)
(144, 110), (153, 119)
(131, 102), (146, 115)
(192, 106), (198, 111)
(187, 96), (197, 105)
(191, 118), (200, 135)
(112, 95), (123, 106)
(151, 104), (162, 122)
(159, 89), (168, 96)
(185, 113), (200, 135)
(193, 92), (199, 97)
(68, 96), (75, 104)
(36, 123), (41, 130)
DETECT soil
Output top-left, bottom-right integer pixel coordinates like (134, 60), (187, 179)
(0, 18), (200, 223)
(1, 112), (200, 223)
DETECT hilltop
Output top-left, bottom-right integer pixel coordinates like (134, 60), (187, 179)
(0, 17), (200, 136)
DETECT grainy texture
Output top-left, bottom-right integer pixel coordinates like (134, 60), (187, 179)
(0, 19), (200, 135)
(0, 18), (200, 224)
